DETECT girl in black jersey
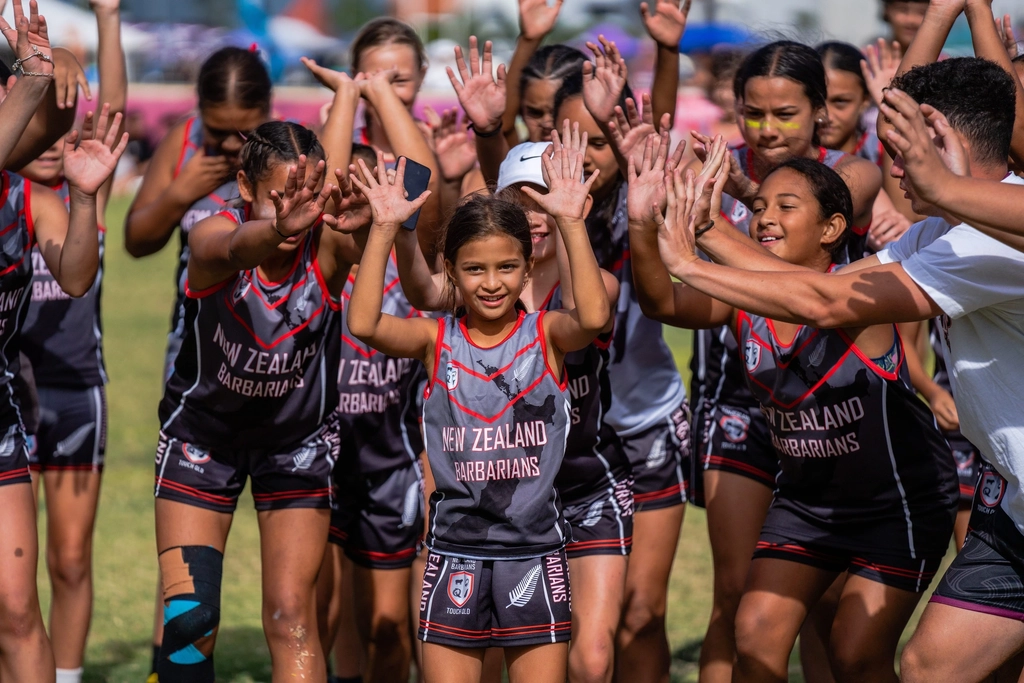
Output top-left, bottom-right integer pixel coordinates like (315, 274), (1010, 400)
(17, 3), (125, 679)
(632, 134), (956, 682)
(152, 120), (365, 682)
(348, 136), (609, 682)
(0, 2), (127, 679)
(816, 41), (911, 252)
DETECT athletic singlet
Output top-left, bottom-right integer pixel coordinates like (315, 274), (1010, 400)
(336, 255), (426, 473)
(541, 284), (629, 505)
(21, 180), (106, 388)
(586, 182), (686, 437)
(421, 310), (572, 559)
(852, 128), (885, 168)
(0, 172), (35, 422)
(167, 116), (239, 352)
(738, 311), (958, 557)
(159, 207), (341, 450)
(697, 145), (857, 415)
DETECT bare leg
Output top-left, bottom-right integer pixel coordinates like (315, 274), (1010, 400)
(799, 574), (845, 683)
(316, 542), (343, 660)
(421, 643), (485, 683)
(568, 554), (627, 683)
(332, 553), (364, 680)
(954, 507), (972, 552)
(506, 643), (570, 683)
(352, 563), (413, 683)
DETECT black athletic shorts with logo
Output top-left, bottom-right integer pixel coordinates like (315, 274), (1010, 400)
(688, 402), (778, 507)
(330, 462), (424, 569)
(950, 446), (983, 506)
(28, 386), (107, 473)
(754, 531), (943, 594)
(622, 402), (690, 512)
(418, 549), (572, 648)
(153, 423), (338, 513)
(563, 477), (634, 559)
(0, 415), (31, 487)
(932, 468), (1024, 621)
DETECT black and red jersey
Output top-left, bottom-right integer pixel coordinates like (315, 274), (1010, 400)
(336, 255), (426, 473)
(421, 310), (572, 560)
(738, 311), (958, 558)
(159, 209), (341, 450)
(22, 180), (106, 388)
(0, 172), (35, 421)
(540, 284), (629, 506)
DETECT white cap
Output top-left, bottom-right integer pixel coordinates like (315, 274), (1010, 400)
(496, 142), (551, 193)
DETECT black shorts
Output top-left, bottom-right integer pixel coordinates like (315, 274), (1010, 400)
(932, 495), (1024, 621)
(563, 477), (634, 559)
(418, 549), (572, 648)
(688, 402), (778, 507)
(622, 402), (690, 512)
(153, 423), (337, 513)
(951, 446), (983, 506)
(0, 417), (31, 487)
(28, 385), (107, 473)
(754, 532), (942, 593)
(330, 462), (424, 569)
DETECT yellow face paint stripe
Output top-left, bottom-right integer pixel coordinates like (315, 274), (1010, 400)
(744, 119), (803, 130)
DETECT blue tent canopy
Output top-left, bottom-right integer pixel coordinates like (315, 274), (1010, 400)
(679, 22), (754, 52)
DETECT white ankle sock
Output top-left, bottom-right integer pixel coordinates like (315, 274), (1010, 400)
(55, 667), (84, 683)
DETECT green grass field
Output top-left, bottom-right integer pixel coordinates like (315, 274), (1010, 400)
(36, 195), (949, 682)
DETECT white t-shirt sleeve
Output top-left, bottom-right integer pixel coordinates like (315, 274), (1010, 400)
(876, 217), (947, 265)
(899, 223), (1024, 318)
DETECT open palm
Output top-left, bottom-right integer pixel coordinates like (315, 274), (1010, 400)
(519, 0), (563, 41)
(582, 37), (627, 124)
(447, 36), (507, 132)
(350, 152), (431, 228)
(273, 157), (335, 237)
(640, 0), (692, 49)
(0, 0), (53, 75)
(64, 106), (129, 195)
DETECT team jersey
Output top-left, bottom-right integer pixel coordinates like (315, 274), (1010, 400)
(21, 180), (106, 388)
(0, 172), (35, 421)
(586, 182), (687, 437)
(336, 256), (426, 473)
(738, 311), (958, 557)
(541, 284), (629, 505)
(852, 128), (885, 168)
(698, 146), (858, 415)
(422, 310), (572, 560)
(167, 116), (239, 355)
(159, 207), (341, 450)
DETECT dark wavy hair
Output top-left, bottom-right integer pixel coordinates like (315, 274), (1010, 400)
(817, 41), (870, 97)
(197, 47), (272, 114)
(889, 57), (1016, 166)
(520, 45), (587, 99)
(350, 17), (427, 72)
(239, 121), (324, 185)
(768, 157), (853, 260)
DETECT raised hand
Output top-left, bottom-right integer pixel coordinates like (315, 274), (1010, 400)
(88, 0), (122, 10)
(657, 168), (700, 275)
(447, 36), (507, 135)
(690, 130), (757, 203)
(582, 36), (628, 124)
(860, 39), (903, 107)
(63, 104), (129, 195)
(867, 210), (912, 251)
(609, 94), (671, 171)
(433, 108), (478, 182)
(690, 134), (730, 227)
(302, 57), (361, 98)
(627, 132), (670, 225)
(0, 0), (54, 79)
(518, 0), (563, 41)
(350, 151), (432, 229)
(640, 0), (692, 49)
(521, 121), (600, 220)
(270, 156), (336, 238)
(324, 168), (372, 234)
(996, 13), (1019, 58)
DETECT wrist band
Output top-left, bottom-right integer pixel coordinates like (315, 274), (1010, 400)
(695, 220), (715, 238)
(273, 221), (288, 239)
(471, 123), (502, 138)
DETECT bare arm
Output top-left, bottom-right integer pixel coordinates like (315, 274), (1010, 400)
(640, 0), (691, 128)
(502, 0), (563, 147)
(393, 224), (448, 312)
(447, 37), (509, 189)
(837, 155), (883, 230)
(91, 0), (127, 216)
(552, 216), (618, 332)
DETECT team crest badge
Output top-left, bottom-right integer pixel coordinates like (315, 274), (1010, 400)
(231, 277), (251, 303)
(720, 415), (749, 444)
(182, 443), (211, 465)
(980, 471), (1006, 509)
(744, 339), (762, 372)
(448, 572), (474, 608)
(446, 362), (459, 391)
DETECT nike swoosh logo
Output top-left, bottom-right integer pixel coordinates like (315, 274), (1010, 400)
(519, 155), (543, 162)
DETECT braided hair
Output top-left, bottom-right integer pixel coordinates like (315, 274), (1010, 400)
(239, 121), (325, 184)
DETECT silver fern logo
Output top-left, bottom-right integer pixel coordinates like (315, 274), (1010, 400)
(506, 565), (542, 608)
(581, 500), (604, 527)
(0, 424), (18, 458)
(55, 423), (95, 457)
(808, 338), (827, 367)
(292, 444), (317, 472)
(645, 434), (668, 469)
(398, 480), (421, 528)
(513, 354), (537, 384)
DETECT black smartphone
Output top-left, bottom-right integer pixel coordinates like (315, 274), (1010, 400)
(399, 156), (431, 231)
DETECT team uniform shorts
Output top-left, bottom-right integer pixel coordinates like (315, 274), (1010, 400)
(562, 477), (634, 559)
(0, 416), (31, 487)
(621, 401), (690, 512)
(950, 445), (983, 506)
(688, 401), (778, 507)
(418, 549), (571, 648)
(153, 422), (338, 513)
(28, 385), (107, 473)
(932, 466), (1024, 620)
(330, 461), (424, 569)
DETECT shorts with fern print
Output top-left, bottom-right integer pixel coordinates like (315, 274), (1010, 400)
(418, 549), (571, 647)
(0, 415), (31, 487)
(29, 386), (107, 473)
(330, 461), (424, 569)
(153, 422), (337, 513)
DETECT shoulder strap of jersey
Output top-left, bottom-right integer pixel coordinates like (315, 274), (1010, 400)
(174, 116), (200, 179)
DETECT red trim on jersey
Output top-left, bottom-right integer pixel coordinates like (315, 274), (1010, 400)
(23, 177), (34, 248)
(310, 233), (342, 312)
(185, 277), (232, 299)
(256, 238), (303, 286)
(0, 467), (31, 483)
(537, 310), (568, 391)
(441, 336), (540, 381)
(633, 482), (684, 503)
(174, 117), (197, 178)
(249, 269), (310, 310)
(424, 317), (446, 399)
(492, 622), (572, 636)
(252, 487), (332, 502)
(348, 546), (419, 561)
(0, 171), (9, 206)
(540, 282), (559, 311)
(155, 477), (234, 506)
(419, 620), (492, 639)
(459, 309), (525, 350)
(226, 296), (328, 350)
(610, 249), (630, 274)
(437, 371), (548, 423)
(836, 326), (903, 382)
(568, 537), (632, 550)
